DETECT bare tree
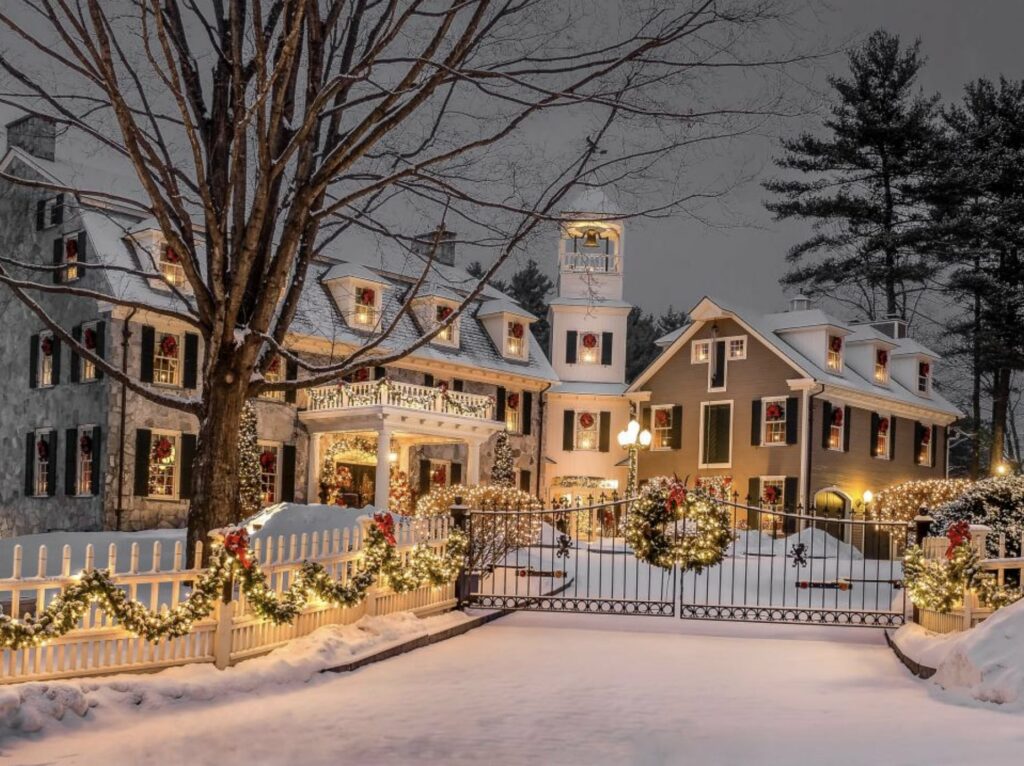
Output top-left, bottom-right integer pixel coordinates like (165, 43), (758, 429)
(0, 0), (809, 559)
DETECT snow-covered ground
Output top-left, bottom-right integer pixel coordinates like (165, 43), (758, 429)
(4, 612), (1023, 765)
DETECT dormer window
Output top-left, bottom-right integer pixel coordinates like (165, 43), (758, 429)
(353, 285), (378, 327)
(434, 303), (457, 345)
(160, 244), (186, 288)
(506, 321), (527, 359)
(874, 348), (889, 384)
(60, 234), (80, 283)
(918, 361), (931, 393)
(827, 335), (843, 372)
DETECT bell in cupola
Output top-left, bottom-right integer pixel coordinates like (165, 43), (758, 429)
(581, 228), (601, 248)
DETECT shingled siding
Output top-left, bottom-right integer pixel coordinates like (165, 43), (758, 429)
(637, 318), (803, 502)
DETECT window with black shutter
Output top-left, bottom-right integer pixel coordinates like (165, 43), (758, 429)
(601, 332), (613, 365)
(495, 386), (507, 422)
(785, 397), (799, 445)
(133, 429), (152, 496)
(519, 470), (532, 493)
(522, 391), (533, 436)
(701, 403), (731, 466)
(91, 426), (102, 496)
(179, 434), (197, 499)
(140, 325), (155, 382)
(281, 445), (297, 502)
(598, 412), (611, 452)
(565, 331), (578, 364)
(183, 333), (199, 389)
(562, 410), (575, 451)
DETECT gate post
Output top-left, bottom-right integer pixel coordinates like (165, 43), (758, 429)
(449, 499), (470, 607)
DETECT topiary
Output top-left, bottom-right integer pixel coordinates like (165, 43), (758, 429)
(931, 475), (1024, 557)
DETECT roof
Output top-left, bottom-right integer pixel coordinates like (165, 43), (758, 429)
(548, 381), (629, 396)
(319, 261), (386, 284)
(562, 187), (622, 217)
(477, 296), (538, 321)
(548, 296), (632, 309)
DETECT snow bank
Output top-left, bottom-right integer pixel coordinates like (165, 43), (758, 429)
(0, 610), (469, 735)
(730, 527), (863, 560)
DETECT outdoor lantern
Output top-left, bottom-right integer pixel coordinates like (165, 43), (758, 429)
(863, 490), (874, 505)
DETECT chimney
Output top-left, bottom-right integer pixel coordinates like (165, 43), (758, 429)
(788, 294), (811, 312)
(869, 313), (908, 340)
(6, 115), (56, 162)
(412, 227), (456, 267)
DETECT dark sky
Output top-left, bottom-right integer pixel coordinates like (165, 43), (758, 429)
(619, 0), (1024, 320)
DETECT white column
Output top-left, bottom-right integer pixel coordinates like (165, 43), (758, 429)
(466, 438), (481, 486)
(307, 433), (321, 505)
(374, 426), (392, 510)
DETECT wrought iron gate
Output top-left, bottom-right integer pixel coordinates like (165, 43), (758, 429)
(679, 502), (909, 627)
(463, 497), (678, 616)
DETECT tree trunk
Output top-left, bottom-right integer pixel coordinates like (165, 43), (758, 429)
(990, 366), (1012, 475)
(970, 279), (982, 479)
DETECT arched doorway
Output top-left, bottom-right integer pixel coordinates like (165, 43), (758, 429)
(813, 488), (850, 542)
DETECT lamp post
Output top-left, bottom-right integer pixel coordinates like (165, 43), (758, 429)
(617, 419), (652, 498)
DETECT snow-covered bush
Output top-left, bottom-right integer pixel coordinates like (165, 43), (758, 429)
(931, 476), (1024, 557)
(871, 478), (973, 522)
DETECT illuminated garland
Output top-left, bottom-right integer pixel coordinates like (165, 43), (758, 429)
(552, 476), (619, 491)
(871, 478), (973, 522)
(625, 476), (733, 572)
(441, 390), (493, 418)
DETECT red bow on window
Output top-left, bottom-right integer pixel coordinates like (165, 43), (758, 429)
(153, 437), (173, 461)
(763, 485), (780, 504)
(83, 327), (97, 350)
(829, 336), (843, 353)
(437, 306), (453, 321)
(877, 418), (889, 434)
(164, 247), (181, 264)
(65, 239), (78, 261)
(36, 439), (48, 461)
(765, 403), (784, 421)
(40, 337), (54, 356)
(79, 434), (92, 456)
(360, 287), (375, 305)
(832, 408), (843, 426)
(259, 451), (276, 471)
(655, 409), (670, 427)
(507, 393), (520, 410)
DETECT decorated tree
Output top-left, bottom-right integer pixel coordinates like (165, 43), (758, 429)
(491, 431), (515, 487)
(389, 467), (413, 516)
(931, 476), (1024, 557)
(870, 478), (974, 522)
(237, 401), (262, 519)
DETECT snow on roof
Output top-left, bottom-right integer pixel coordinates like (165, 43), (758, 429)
(321, 260), (388, 284)
(548, 295), (632, 309)
(477, 296), (538, 321)
(562, 186), (622, 217)
(549, 381), (628, 396)
(762, 308), (849, 333)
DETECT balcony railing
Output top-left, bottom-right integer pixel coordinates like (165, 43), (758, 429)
(305, 379), (494, 420)
(559, 251), (622, 274)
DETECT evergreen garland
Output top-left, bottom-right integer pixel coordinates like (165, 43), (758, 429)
(238, 400), (263, 517)
(491, 431), (515, 487)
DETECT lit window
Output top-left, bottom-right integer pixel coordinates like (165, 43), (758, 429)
(579, 332), (601, 364)
(435, 304), (455, 344)
(76, 427), (95, 496)
(38, 333), (55, 387)
(62, 235), (80, 282)
(33, 431), (51, 497)
(874, 348), (889, 384)
(260, 355), (285, 400)
(575, 412), (598, 451)
(917, 424), (933, 467)
(874, 415), (891, 460)
(353, 285), (378, 327)
(918, 361), (930, 393)
(828, 406), (844, 451)
(727, 338), (746, 360)
(760, 477), (785, 510)
(81, 322), (99, 381)
(160, 245), (186, 287)
(506, 321), (526, 358)
(429, 460), (450, 487)
(154, 333), (181, 386)
(692, 340), (710, 363)
(827, 335), (843, 372)
(652, 405), (674, 450)
(762, 398), (787, 445)
(148, 433), (178, 497)
(505, 391), (522, 433)
(259, 444), (280, 504)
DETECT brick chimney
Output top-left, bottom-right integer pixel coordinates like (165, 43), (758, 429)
(6, 115), (56, 161)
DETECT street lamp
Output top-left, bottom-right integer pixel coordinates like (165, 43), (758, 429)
(618, 419), (652, 497)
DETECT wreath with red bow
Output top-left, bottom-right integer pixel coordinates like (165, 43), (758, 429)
(921, 427), (931, 445)
(763, 485), (780, 504)
(765, 402), (785, 421)
(267, 355), (281, 375)
(360, 287), (375, 306)
(831, 408), (843, 426)
(372, 512), (397, 546)
(876, 349), (888, 366)
(877, 417), (889, 434)
(79, 433), (92, 457)
(164, 246), (181, 264)
(259, 451), (276, 472)
(224, 528), (253, 569)
(945, 520), (971, 560)
(83, 327), (97, 350)
(40, 337), (54, 357)
(352, 367), (370, 382)
(829, 336), (843, 353)
(919, 362), (930, 376)
(507, 393), (520, 410)
(578, 412), (595, 429)
(437, 305), (453, 321)
(510, 322), (524, 339)
(655, 409), (671, 427)
(153, 437), (173, 461)
(160, 335), (178, 358)
(582, 332), (598, 349)
(431, 465), (447, 485)
(65, 238), (78, 261)
(36, 439), (49, 461)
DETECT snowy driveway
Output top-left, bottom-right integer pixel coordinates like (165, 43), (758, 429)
(6, 612), (1024, 766)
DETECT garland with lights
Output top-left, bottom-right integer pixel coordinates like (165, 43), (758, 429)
(625, 476), (733, 572)
(870, 478), (973, 523)
(491, 430), (515, 487)
(238, 401), (263, 518)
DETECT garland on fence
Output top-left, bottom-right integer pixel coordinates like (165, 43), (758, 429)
(625, 476), (733, 572)
(0, 513), (466, 650)
(902, 522), (1021, 614)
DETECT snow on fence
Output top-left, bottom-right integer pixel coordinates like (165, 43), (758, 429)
(0, 516), (456, 684)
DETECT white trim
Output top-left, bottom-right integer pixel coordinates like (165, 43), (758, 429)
(650, 403), (674, 451)
(691, 339), (710, 363)
(726, 336), (747, 360)
(257, 440), (284, 505)
(148, 429), (182, 500)
(698, 399), (733, 469)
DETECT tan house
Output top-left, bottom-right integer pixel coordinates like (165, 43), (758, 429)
(627, 296), (962, 523)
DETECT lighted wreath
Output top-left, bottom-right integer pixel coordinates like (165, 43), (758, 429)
(64, 238), (78, 261)
(153, 437), (173, 462)
(829, 336), (843, 353)
(582, 332), (598, 349)
(259, 450), (276, 472)
(625, 476), (733, 572)
(765, 402), (784, 421)
(83, 327), (97, 350)
(160, 334), (178, 358)
(877, 349), (888, 365)
(655, 409), (670, 427)
(360, 287), (375, 305)
(36, 439), (49, 461)
(507, 393), (520, 410)
(578, 412), (595, 429)
(878, 417), (890, 434)
(510, 322), (524, 339)
(832, 407), (844, 426)
(40, 337), (54, 356)
(79, 433), (92, 457)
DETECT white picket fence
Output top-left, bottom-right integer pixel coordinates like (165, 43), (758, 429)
(0, 516), (457, 684)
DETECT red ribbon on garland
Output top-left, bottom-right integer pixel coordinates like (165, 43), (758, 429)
(945, 521), (971, 560)
(373, 512), (397, 546)
(224, 528), (253, 569)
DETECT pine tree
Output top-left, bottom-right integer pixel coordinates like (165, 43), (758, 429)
(238, 400), (263, 518)
(466, 260), (509, 293)
(507, 259), (554, 357)
(656, 305), (688, 337)
(764, 30), (941, 319)
(626, 308), (659, 382)
(491, 430), (515, 486)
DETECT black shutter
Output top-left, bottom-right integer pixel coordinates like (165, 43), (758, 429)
(783, 477), (799, 512)
(641, 406), (651, 432)
(29, 334), (38, 388)
(519, 470), (531, 493)
(423, 373), (434, 388)
(495, 386), (506, 422)
(565, 331), (578, 364)
(53, 194), (63, 224)
(670, 405), (683, 449)
(889, 416), (898, 460)
(419, 458), (431, 496)
(133, 429), (152, 496)
(750, 400), (762, 446)
(70, 325), (81, 383)
(785, 396), (799, 445)
(522, 391), (533, 435)
(563, 410), (575, 451)
(179, 434), (197, 500)
(65, 428), (77, 495)
(821, 401), (832, 449)
(870, 413), (880, 457)
(140, 325), (155, 382)
(24, 432), (34, 496)
(183, 332), (199, 389)
(91, 426), (102, 496)
(913, 422), (923, 465)
(52, 238), (63, 284)
(281, 445), (296, 502)
(35, 198), (45, 230)
(451, 463), (463, 485)
(710, 340), (726, 388)
(601, 332), (613, 365)
(46, 431), (57, 496)
(374, 366), (386, 380)
(452, 379), (464, 392)
(747, 476), (761, 528)
(843, 406), (852, 452)
(285, 357), (298, 403)
(76, 230), (87, 274)
(598, 411), (611, 452)
(95, 321), (106, 379)
(933, 426), (940, 467)
(51, 336), (61, 384)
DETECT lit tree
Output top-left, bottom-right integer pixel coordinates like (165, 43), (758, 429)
(491, 430), (515, 487)
(389, 467), (413, 516)
(238, 401), (262, 518)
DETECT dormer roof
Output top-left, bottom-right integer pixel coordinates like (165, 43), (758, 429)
(477, 296), (537, 321)
(321, 260), (387, 284)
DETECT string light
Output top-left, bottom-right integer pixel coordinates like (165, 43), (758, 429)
(870, 478), (973, 522)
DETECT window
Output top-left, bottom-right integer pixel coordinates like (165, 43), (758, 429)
(76, 427), (95, 496)
(353, 285), (378, 327)
(700, 402), (732, 467)
(727, 337), (746, 360)
(692, 340), (710, 363)
(652, 405), (674, 450)
(918, 361), (931, 393)
(429, 459), (450, 488)
(260, 355), (286, 401)
(874, 348), (889, 384)
(43, 196), (61, 227)
(506, 321), (526, 358)
(760, 477), (785, 510)
(81, 322), (99, 381)
(762, 397), (787, 445)
(874, 415), (891, 460)
(505, 391), (522, 433)
(828, 406), (844, 451)
(62, 234), (80, 282)
(917, 424), (933, 467)
(153, 333), (181, 386)
(38, 333), (55, 387)
(579, 332), (601, 364)
(148, 432), (178, 498)
(159, 245), (186, 287)
(435, 303), (456, 344)
(575, 411), (599, 451)
(33, 431), (51, 497)
(827, 335), (843, 372)
(259, 443), (280, 504)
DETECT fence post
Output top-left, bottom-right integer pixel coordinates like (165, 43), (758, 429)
(213, 570), (234, 670)
(450, 499), (469, 607)
(911, 510), (934, 625)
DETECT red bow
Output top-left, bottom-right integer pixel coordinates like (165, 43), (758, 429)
(373, 512), (397, 546)
(666, 481), (688, 512)
(224, 528), (253, 569)
(945, 521), (971, 560)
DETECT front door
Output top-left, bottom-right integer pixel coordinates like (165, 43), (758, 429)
(813, 490), (848, 543)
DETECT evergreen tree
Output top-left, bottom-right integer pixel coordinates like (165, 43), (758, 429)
(656, 305), (688, 338)
(491, 431), (515, 486)
(238, 400), (262, 518)
(626, 308), (659, 382)
(466, 260), (509, 293)
(764, 30), (942, 319)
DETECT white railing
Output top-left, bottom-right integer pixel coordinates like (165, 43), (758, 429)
(0, 516), (456, 684)
(305, 378), (494, 420)
(559, 251), (621, 274)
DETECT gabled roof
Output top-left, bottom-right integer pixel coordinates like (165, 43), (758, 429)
(320, 261), (386, 284)
(477, 296), (538, 321)
(562, 187), (621, 217)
